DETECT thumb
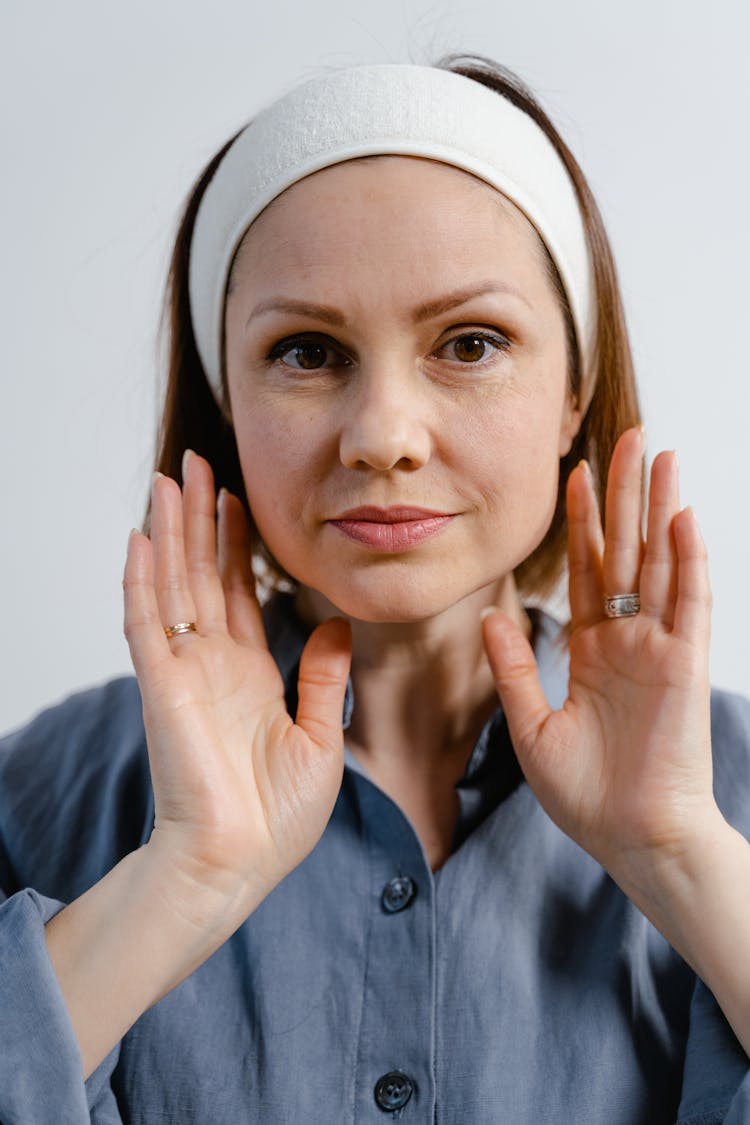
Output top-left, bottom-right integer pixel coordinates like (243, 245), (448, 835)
(295, 617), (352, 751)
(481, 610), (552, 756)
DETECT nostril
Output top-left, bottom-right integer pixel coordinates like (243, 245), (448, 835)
(338, 416), (431, 472)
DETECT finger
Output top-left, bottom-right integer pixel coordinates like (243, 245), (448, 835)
(123, 528), (172, 677)
(566, 459), (604, 628)
(151, 472), (198, 641)
(182, 451), (227, 634)
(295, 618), (352, 752)
(217, 489), (267, 648)
(481, 609), (552, 757)
(639, 450), (679, 624)
(603, 427), (645, 598)
(672, 507), (712, 645)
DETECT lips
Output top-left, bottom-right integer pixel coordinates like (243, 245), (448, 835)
(328, 506), (454, 551)
(334, 505), (450, 522)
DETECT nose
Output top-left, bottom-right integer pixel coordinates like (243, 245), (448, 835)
(338, 365), (432, 471)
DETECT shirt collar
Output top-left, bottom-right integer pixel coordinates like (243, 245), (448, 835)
(261, 592), (569, 792)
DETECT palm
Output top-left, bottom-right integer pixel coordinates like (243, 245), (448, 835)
(124, 455), (351, 898)
(483, 429), (714, 874)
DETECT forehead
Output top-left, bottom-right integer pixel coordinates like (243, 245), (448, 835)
(228, 155), (550, 287)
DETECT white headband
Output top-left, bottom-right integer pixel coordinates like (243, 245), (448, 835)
(188, 63), (596, 407)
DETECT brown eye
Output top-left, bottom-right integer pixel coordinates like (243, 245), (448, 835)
(454, 335), (489, 362)
(266, 334), (353, 372)
(442, 332), (510, 365)
(274, 340), (329, 370)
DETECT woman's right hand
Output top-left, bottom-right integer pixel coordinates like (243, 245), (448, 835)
(123, 450), (352, 918)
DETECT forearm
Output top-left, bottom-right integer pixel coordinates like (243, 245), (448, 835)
(45, 843), (263, 1080)
(612, 810), (750, 1058)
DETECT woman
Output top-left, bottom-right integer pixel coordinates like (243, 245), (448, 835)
(2, 55), (750, 1123)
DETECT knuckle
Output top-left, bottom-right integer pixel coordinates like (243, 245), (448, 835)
(186, 554), (216, 578)
(494, 652), (534, 684)
(123, 618), (146, 641)
(642, 545), (673, 566)
(298, 667), (343, 693)
(606, 534), (640, 554)
(158, 573), (187, 594)
(224, 569), (255, 594)
(568, 556), (592, 579)
(681, 587), (712, 609)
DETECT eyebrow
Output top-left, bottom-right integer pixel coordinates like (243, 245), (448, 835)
(244, 282), (531, 331)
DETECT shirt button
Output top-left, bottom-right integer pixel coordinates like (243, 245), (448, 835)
(381, 875), (417, 914)
(374, 1070), (414, 1111)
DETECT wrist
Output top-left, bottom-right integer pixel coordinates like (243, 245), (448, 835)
(606, 805), (749, 975)
(45, 843), (269, 1080)
(606, 803), (726, 914)
(142, 831), (272, 940)
(599, 801), (750, 1061)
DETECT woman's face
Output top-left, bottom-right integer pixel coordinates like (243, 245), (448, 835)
(224, 155), (580, 622)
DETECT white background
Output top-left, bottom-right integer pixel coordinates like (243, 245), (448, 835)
(1, 0), (748, 734)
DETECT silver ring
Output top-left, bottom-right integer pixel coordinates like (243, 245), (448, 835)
(604, 594), (640, 618)
(164, 621), (198, 639)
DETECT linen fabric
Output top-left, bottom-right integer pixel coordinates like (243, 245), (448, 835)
(188, 63), (596, 407)
(1, 595), (750, 1123)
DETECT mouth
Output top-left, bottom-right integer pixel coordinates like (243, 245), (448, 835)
(328, 506), (455, 552)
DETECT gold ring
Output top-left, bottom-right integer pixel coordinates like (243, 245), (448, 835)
(164, 621), (198, 639)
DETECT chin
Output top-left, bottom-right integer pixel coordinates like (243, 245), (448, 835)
(317, 588), (441, 625)
(298, 566), (496, 625)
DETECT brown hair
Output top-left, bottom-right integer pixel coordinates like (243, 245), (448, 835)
(149, 53), (641, 604)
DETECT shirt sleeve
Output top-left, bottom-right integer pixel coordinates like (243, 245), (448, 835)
(675, 688), (750, 1124)
(0, 887), (123, 1124)
(0, 677), (151, 1124)
(676, 978), (750, 1124)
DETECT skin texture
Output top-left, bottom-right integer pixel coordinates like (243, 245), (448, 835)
(224, 156), (580, 628)
(222, 156), (582, 857)
(134, 154), (728, 949)
(45, 155), (750, 1084)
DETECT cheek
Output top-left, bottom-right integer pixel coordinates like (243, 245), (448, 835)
(235, 402), (306, 481)
(465, 390), (565, 472)
(232, 407), (322, 544)
(465, 406), (565, 529)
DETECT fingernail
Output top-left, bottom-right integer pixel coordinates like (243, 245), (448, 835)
(182, 449), (194, 478)
(480, 606), (498, 622)
(152, 471), (164, 488)
(577, 458), (592, 479)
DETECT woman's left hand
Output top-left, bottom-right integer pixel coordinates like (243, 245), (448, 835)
(482, 426), (722, 887)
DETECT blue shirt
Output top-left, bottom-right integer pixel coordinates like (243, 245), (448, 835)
(1, 594), (750, 1124)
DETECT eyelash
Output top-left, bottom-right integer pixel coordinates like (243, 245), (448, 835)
(265, 330), (511, 372)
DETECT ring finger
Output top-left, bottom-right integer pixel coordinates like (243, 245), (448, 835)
(151, 472), (198, 642)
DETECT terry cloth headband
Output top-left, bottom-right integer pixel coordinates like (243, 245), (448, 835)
(188, 63), (596, 407)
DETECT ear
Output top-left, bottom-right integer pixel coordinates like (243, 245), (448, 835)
(558, 395), (582, 458)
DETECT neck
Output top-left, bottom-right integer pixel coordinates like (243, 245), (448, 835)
(294, 578), (531, 780)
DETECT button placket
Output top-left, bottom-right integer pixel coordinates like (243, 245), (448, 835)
(348, 779), (436, 1119)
